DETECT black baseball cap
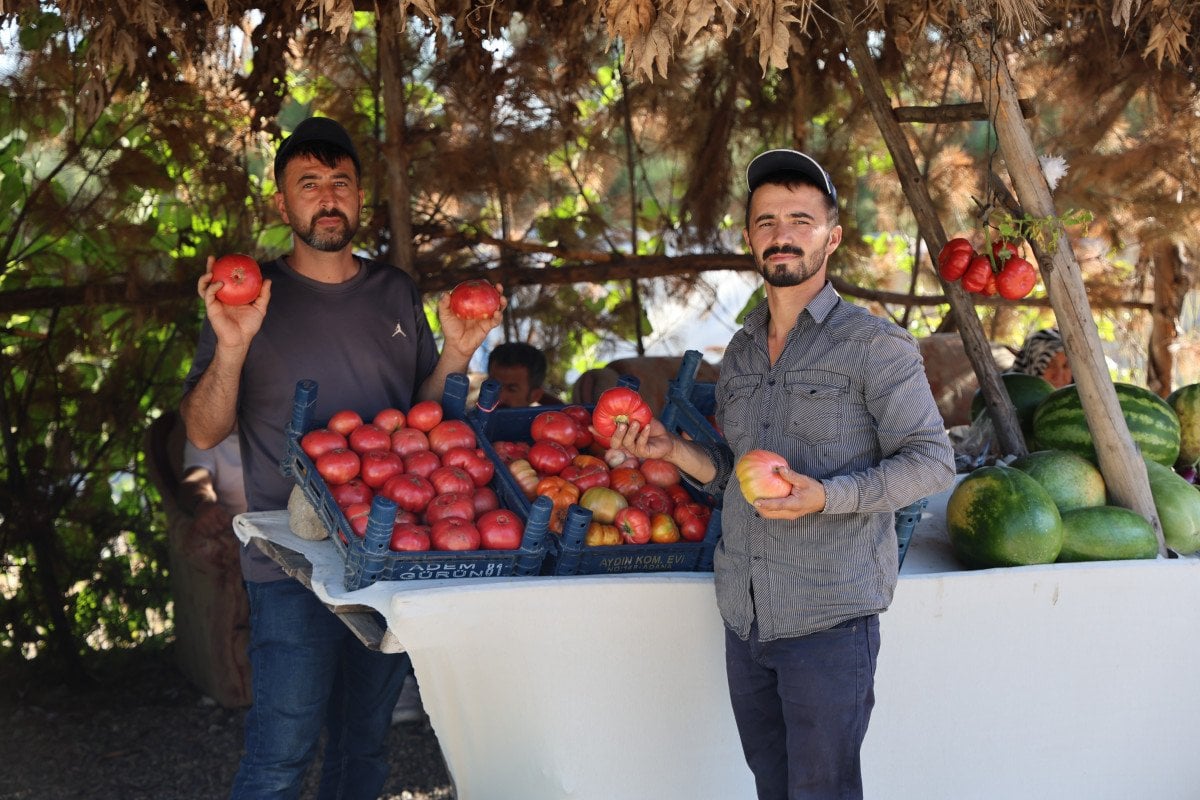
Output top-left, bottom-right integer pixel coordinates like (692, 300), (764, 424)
(746, 149), (837, 203)
(273, 116), (362, 182)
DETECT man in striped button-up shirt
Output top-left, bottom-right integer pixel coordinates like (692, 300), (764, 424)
(608, 150), (955, 799)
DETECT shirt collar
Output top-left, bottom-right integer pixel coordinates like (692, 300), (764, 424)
(744, 280), (841, 335)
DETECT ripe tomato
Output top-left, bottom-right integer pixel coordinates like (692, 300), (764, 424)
(429, 465), (475, 495)
(507, 458), (540, 500)
(403, 449), (442, 479)
(560, 405), (595, 448)
(937, 238), (975, 282)
(425, 491), (476, 524)
(448, 279), (502, 320)
(960, 254), (993, 294)
(530, 410), (581, 447)
(528, 440), (572, 476)
(358, 450), (404, 489)
(430, 516), (481, 551)
(991, 239), (1021, 265)
(471, 485), (501, 516)
(343, 502), (372, 538)
(578, 486), (628, 524)
(560, 460), (610, 492)
(380, 473), (436, 514)
(406, 401), (444, 432)
(591, 387), (653, 438)
(327, 409), (364, 437)
(649, 512), (681, 544)
(491, 440), (530, 464)
(996, 256), (1037, 300)
(315, 447), (360, 485)
(609, 466), (646, 498)
(442, 446), (495, 487)
(664, 483), (692, 509)
(614, 506), (651, 545)
(585, 521), (622, 546)
(673, 501), (712, 542)
(300, 428), (347, 460)
(330, 477), (373, 507)
(211, 253), (263, 305)
(477, 509), (524, 550)
(348, 423), (391, 454)
(390, 427), (430, 458)
(428, 419), (476, 456)
(735, 449), (792, 503)
(390, 522), (431, 552)
(372, 407), (406, 434)
(640, 458), (680, 487)
(631, 484), (673, 516)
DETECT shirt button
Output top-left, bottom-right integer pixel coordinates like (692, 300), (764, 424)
(762, 422), (770, 429)
(768, 379), (776, 387)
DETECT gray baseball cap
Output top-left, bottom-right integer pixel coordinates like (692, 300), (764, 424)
(746, 149), (837, 203)
(274, 117), (362, 181)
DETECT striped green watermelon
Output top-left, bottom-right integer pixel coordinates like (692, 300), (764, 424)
(1165, 383), (1200, 467)
(945, 466), (1064, 568)
(1143, 458), (1200, 555)
(1057, 506), (1158, 562)
(970, 372), (1055, 439)
(1031, 382), (1180, 466)
(1008, 449), (1106, 512)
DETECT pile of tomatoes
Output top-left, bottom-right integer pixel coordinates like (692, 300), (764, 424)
(300, 403), (521, 553)
(492, 387), (715, 547)
(937, 237), (1038, 301)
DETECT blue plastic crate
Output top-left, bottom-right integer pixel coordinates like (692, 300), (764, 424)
(469, 375), (723, 575)
(279, 374), (551, 591)
(895, 497), (927, 569)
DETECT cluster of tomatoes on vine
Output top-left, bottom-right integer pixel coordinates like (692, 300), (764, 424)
(937, 237), (1038, 301)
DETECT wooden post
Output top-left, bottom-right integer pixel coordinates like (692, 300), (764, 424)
(378, 7), (416, 278)
(829, 0), (1027, 457)
(955, 5), (1166, 554)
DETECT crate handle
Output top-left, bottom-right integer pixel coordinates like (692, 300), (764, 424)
(476, 377), (501, 414)
(442, 373), (470, 422)
(291, 379), (319, 434)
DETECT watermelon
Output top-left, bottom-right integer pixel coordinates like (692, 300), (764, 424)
(1165, 383), (1200, 467)
(970, 372), (1055, 438)
(1057, 506), (1158, 562)
(945, 465), (1064, 568)
(1142, 459), (1200, 555)
(1031, 382), (1181, 467)
(1008, 449), (1106, 512)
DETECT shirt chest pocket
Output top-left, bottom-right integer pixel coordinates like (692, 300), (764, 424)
(785, 371), (850, 445)
(719, 374), (763, 442)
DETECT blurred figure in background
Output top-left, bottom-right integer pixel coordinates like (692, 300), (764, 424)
(1013, 327), (1072, 388)
(487, 342), (563, 407)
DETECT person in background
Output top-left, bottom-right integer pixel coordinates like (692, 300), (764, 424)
(607, 149), (955, 799)
(181, 431), (247, 529)
(487, 341), (563, 407)
(181, 115), (502, 799)
(1013, 327), (1072, 388)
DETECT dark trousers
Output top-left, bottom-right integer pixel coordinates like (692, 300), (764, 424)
(725, 615), (880, 800)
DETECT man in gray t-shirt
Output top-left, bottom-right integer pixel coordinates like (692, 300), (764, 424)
(181, 116), (502, 799)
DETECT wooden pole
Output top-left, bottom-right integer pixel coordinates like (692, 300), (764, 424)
(829, 0), (1027, 457)
(378, 7), (416, 278)
(955, 4), (1167, 555)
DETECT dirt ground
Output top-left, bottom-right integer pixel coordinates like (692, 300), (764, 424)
(0, 645), (455, 800)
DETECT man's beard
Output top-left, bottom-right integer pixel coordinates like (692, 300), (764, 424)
(756, 236), (829, 288)
(295, 209), (358, 252)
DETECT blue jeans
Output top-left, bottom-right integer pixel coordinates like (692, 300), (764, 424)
(725, 616), (880, 800)
(230, 578), (411, 800)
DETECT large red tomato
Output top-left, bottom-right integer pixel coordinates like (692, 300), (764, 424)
(406, 401), (444, 432)
(442, 447), (495, 487)
(429, 465), (475, 495)
(477, 509), (524, 550)
(390, 522), (431, 552)
(300, 428), (347, 460)
(663, 482), (692, 509)
(673, 501), (711, 542)
(430, 517), (481, 551)
(609, 466), (646, 499)
(315, 448), (360, 485)
(343, 502), (372, 538)
(560, 405), (594, 448)
(358, 450), (404, 489)
(348, 423), (391, 454)
(735, 449), (792, 503)
(471, 485), (501, 516)
(640, 458), (681, 487)
(614, 507), (651, 545)
(428, 419), (476, 456)
(560, 461), (610, 492)
(211, 253), (262, 305)
(380, 473), (436, 514)
(530, 410), (580, 447)
(389, 427), (430, 458)
(326, 409), (363, 437)
(630, 484), (673, 516)
(528, 440), (572, 476)
(403, 449), (442, 479)
(330, 477), (373, 507)
(424, 491), (476, 524)
(591, 387), (654, 437)
(448, 279), (502, 320)
(491, 440), (529, 464)
(372, 407), (406, 434)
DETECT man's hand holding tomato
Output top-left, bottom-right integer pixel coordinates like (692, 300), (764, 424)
(750, 465), (826, 520)
(604, 417), (717, 486)
(437, 282), (506, 362)
(198, 254), (272, 351)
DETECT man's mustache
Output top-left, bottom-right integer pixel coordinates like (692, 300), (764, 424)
(311, 210), (350, 225)
(762, 245), (805, 259)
